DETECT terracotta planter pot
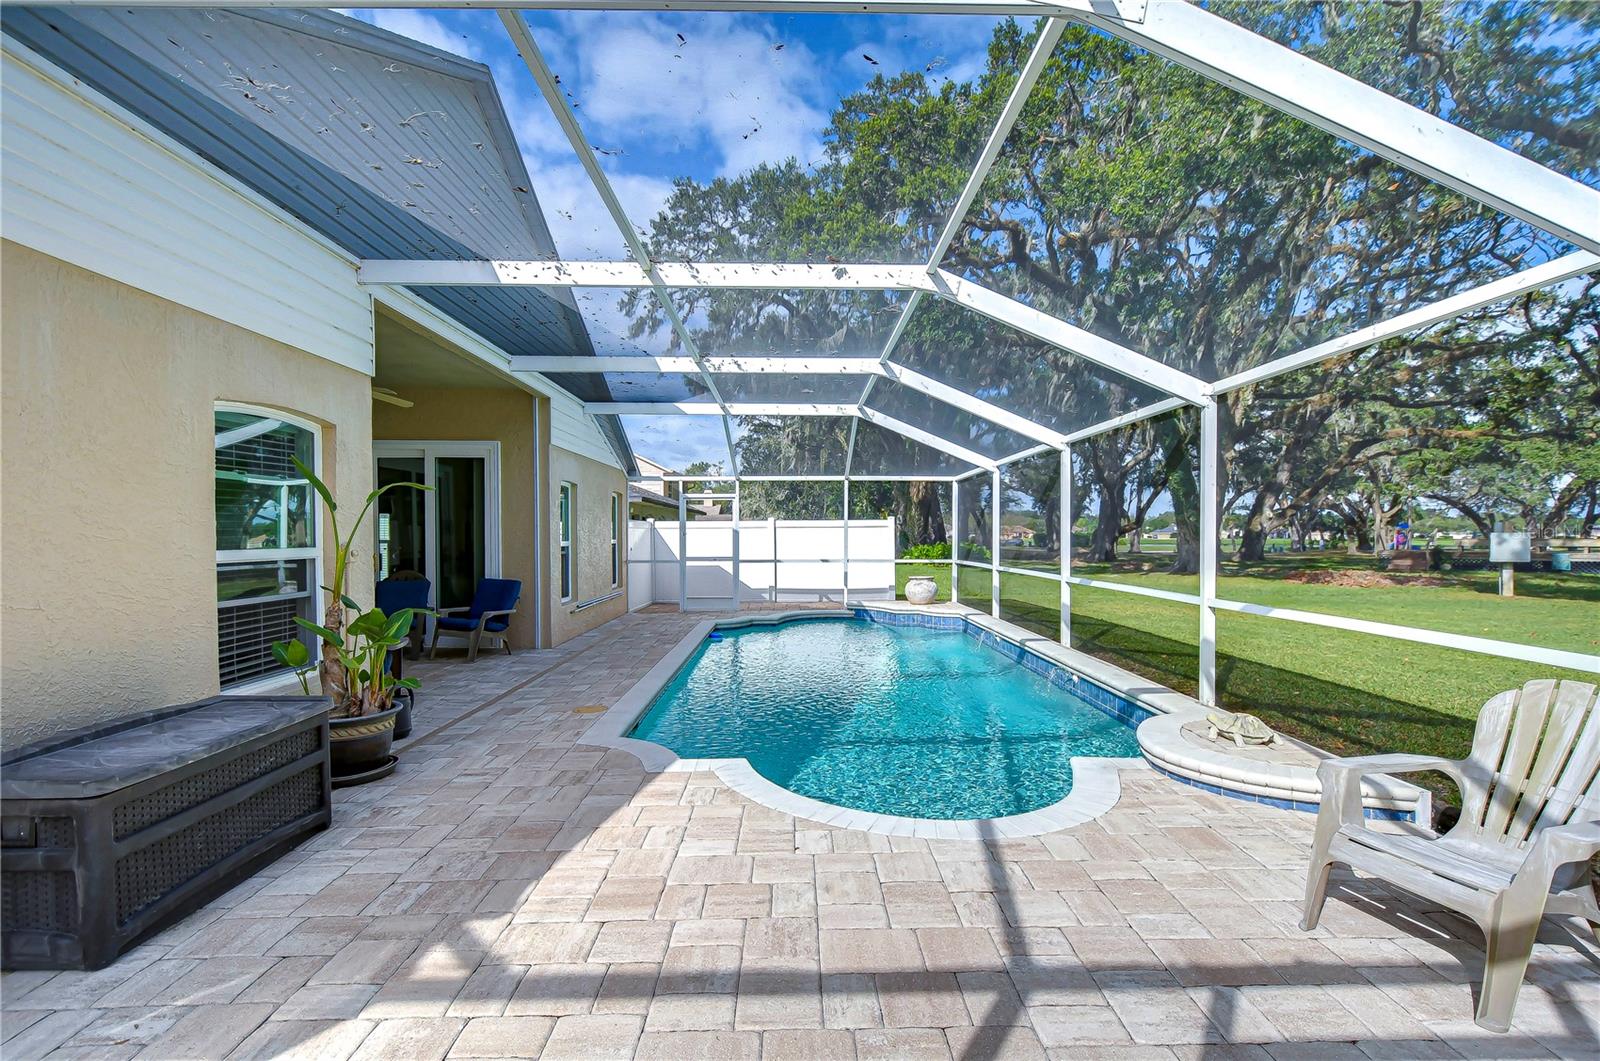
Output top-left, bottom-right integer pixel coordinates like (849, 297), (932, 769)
(328, 704), (401, 782)
(905, 577), (938, 605)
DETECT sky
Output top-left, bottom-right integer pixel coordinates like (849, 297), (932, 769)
(344, 8), (1005, 470)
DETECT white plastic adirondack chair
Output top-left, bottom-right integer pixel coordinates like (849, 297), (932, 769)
(1301, 678), (1600, 1033)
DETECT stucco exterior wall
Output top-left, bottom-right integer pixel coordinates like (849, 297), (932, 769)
(547, 444), (630, 644)
(371, 388), (539, 650)
(1, 241), (374, 752)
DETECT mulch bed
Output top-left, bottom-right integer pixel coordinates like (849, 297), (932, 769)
(1281, 569), (1449, 589)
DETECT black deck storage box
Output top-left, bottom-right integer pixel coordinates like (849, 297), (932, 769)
(1, 696), (331, 970)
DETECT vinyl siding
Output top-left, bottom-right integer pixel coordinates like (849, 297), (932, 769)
(549, 391), (624, 470)
(2, 45), (372, 374)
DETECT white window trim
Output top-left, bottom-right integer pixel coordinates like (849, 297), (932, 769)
(214, 401), (324, 691)
(559, 482), (576, 603)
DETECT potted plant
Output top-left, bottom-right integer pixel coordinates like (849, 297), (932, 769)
(271, 457), (429, 785)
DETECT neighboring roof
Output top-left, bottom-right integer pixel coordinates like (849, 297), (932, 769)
(628, 485), (679, 513)
(2, 6), (633, 471)
(633, 455), (675, 479)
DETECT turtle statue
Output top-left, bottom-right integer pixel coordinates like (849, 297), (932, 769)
(1206, 709), (1279, 748)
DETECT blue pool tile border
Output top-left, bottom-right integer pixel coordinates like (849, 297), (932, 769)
(852, 607), (1154, 731)
(1149, 762), (1415, 823)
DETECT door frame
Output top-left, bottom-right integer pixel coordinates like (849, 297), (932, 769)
(373, 441), (502, 610)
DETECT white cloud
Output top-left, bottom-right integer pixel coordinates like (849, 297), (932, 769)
(622, 415), (730, 470)
(347, 9), (485, 62)
(549, 12), (830, 180)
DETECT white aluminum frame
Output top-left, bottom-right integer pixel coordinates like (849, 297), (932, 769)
(45, 0), (1598, 701)
(372, 440), (505, 610)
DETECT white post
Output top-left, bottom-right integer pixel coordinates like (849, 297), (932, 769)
(769, 517), (778, 603)
(991, 466), (1002, 619)
(950, 480), (960, 603)
(677, 488), (688, 613)
(731, 479), (741, 611)
(1198, 401), (1219, 706)
(842, 479), (851, 605)
(1060, 445), (1071, 647)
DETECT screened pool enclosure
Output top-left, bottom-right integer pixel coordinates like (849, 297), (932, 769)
(91, 0), (1600, 701)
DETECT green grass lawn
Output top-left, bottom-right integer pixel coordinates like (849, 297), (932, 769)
(895, 560), (1598, 798)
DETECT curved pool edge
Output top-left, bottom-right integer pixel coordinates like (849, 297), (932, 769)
(583, 607), (1151, 837)
(584, 603), (1428, 833)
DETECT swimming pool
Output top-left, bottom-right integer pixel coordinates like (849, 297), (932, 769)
(627, 616), (1143, 819)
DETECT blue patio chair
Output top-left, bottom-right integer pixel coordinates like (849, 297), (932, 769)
(375, 576), (431, 658)
(429, 578), (521, 663)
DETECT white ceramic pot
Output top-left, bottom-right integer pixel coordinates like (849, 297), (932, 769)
(905, 577), (938, 605)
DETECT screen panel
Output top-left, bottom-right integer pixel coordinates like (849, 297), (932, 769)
(522, 10), (1018, 263)
(1000, 450), (1061, 570)
(1215, 270), (1599, 656)
(1071, 406), (1201, 597)
(619, 414), (732, 473)
(889, 297), (1171, 434)
(938, 20), (1576, 382)
(848, 417), (979, 478)
(731, 414), (853, 475)
(665, 287), (907, 361)
(864, 381), (1036, 461)
(711, 373), (870, 404)
(1210, 0), (1600, 191)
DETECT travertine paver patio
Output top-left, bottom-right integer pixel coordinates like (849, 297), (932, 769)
(3, 610), (1596, 1060)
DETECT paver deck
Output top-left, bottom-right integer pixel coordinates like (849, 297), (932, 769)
(4, 610), (1596, 1060)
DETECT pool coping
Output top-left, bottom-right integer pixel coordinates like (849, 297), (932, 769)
(587, 603), (1428, 836)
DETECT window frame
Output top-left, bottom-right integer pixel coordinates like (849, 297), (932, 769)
(559, 481), (575, 602)
(214, 402), (323, 690)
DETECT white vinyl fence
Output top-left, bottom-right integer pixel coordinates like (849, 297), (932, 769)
(629, 519), (896, 611)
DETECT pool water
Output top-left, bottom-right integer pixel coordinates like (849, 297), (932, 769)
(628, 617), (1141, 819)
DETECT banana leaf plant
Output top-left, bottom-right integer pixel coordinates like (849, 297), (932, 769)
(269, 456), (429, 717)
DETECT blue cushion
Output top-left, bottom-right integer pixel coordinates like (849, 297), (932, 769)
(435, 615), (510, 633)
(375, 578), (431, 615)
(470, 578), (521, 617)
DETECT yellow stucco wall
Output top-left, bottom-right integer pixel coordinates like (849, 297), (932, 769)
(370, 388), (539, 650)
(548, 443), (630, 644)
(0, 241), (374, 751)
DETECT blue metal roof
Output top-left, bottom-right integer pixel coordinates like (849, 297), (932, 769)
(4, 6), (634, 469)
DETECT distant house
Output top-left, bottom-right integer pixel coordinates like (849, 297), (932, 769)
(1000, 525), (1036, 546)
(629, 455), (681, 521)
(630, 455), (725, 519)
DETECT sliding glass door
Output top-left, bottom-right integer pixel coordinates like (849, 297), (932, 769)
(374, 442), (500, 612)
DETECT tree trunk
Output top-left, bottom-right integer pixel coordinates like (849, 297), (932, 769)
(1239, 493), (1272, 562)
(962, 484), (990, 554)
(903, 481), (946, 546)
(1239, 449), (1297, 561)
(1159, 417), (1201, 575)
(1084, 437), (1127, 562)
(1090, 488), (1121, 562)
(1346, 518), (1373, 555)
(1067, 468), (1089, 557)
(1370, 470), (1389, 556)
